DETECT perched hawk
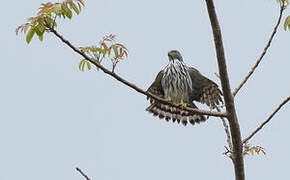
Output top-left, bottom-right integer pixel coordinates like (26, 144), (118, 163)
(146, 50), (223, 126)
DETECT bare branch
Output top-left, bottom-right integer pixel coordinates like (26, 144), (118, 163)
(214, 74), (232, 149)
(205, 0), (245, 179)
(216, 106), (233, 150)
(76, 167), (91, 180)
(48, 27), (227, 118)
(243, 95), (290, 143)
(214, 72), (232, 150)
(233, 3), (286, 97)
(223, 146), (233, 160)
(221, 118), (232, 150)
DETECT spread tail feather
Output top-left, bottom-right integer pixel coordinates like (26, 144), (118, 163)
(146, 103), (206, 126)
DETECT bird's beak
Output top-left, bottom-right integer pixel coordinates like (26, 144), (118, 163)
(168, 52), (173, 59)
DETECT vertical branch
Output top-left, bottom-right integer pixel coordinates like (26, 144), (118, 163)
(204, 0), (245, 180)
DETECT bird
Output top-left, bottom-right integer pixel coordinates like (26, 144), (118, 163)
(146, 50), (223, 126)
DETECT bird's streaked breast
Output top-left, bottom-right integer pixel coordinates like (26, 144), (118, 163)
(161, 60), (192, 103)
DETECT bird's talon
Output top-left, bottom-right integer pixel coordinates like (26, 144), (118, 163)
(165, 97), (172, 102)
(179, 100), (187, 108)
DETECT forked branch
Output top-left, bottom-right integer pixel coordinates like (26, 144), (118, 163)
(243, 95), (290, 143)
(48, 27), (227, 118)
(232, 2), (286, 97)
(205, 0), (244, 179)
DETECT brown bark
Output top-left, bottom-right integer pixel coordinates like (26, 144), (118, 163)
(204, 0), (245, 179)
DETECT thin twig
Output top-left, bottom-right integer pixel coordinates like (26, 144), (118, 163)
(48, 27), (227, 118)
(243, 95), (290, 143)
(221, 118), (232, 150)
(214, 73), (232, 150)
(214, 72), (220, 79)
(232, 3), (286, 97)
(76, 167), (91, 180)
(221, 117), (233, 160)
(216, 106), (233, 150)
(223, 146), (233, 160)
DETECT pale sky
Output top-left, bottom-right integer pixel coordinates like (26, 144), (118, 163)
(1, 0), (290, 179)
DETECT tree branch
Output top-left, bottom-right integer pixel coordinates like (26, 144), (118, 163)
(76, 167), (91, 180)
(232, 2), (286, 97)
(48, 28), (227, 118)
(243, 95), (290, 143)
(216, 106), (233, 151)
(205, 0), (244, 179)
(215, 76), (232, 151)
(221, 117), (232, 150)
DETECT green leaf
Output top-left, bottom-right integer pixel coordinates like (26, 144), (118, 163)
(276, 0), (289, 4)
(70, 2), (80, 14)
(38, 34), (44, 41)
(79, 59), (85, 71)
(26, 27), (35, 44)
(93, 47), (106, 55)
(81, 60), (85, 71)
(77, 2), (82, 11)
(38, 28), (45, 41)
(53, 4), (63, 16)
(35, 24), (45, 40)
(114, 43), (128, 50)
(77, 0), (85, 7)
(86, 61), (91, 70)
(112, 45), (119, 58)
(23, 24), (30, 34)
(101, 42), (108, 52)
(249, 148), (254, 155)
(284, 16), (290, 31)
(107, 47), (112, 56)
(61, 4), (73, 19)
(66, 9), (73, 19)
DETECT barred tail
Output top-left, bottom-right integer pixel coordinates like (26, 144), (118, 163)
(146, 103), (206, 126)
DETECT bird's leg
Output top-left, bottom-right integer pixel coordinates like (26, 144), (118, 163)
(179, 100), (187, 108)
(165, 97), (172, 102)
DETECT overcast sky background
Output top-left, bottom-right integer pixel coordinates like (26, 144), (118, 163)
(1, 0), (290, 179)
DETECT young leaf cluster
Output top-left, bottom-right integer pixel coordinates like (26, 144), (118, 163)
(79, 34), (128, 72)
(276, 0), (290, 31)
(284, 16), (290, 30)
(276, 0), (289, 4)
(16, 0), (84, 44)
(79, 59), (92, 72)
(243, 143), (266, 156)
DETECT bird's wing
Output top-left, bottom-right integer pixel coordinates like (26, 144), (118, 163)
(146, 69), (206, 126)
(146, 70), (164, 100)
(188, 67), (223, 108)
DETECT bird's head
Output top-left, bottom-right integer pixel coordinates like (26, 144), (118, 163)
(168, 50), (183, 62)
